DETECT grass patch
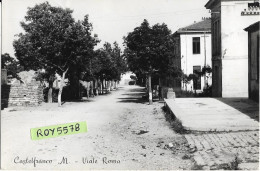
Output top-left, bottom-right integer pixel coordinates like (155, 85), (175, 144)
(171, 118), (186, 134)
(162, 105), (186, 134)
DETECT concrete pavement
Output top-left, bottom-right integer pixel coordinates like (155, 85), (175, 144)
(165, 97), (259, 170)
(164, 98), (259, 131)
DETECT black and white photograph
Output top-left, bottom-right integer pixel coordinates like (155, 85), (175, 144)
(1, 0), (259, 170)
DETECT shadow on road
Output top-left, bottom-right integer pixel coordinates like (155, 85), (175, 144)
(126, 88), (147, 92)
(117, 97), (145, 103)
(216, 98), (259, 122)
(121, 93), (146, 96)
(117, 86), (147, 103)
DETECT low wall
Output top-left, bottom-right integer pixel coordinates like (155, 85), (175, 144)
(1, 80), (44, 108)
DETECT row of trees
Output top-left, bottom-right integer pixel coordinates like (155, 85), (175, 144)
(12, 2), (127, 106)
(6, 2), (211, 106)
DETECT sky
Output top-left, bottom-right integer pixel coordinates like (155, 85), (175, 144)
(2, 0), (211, 57)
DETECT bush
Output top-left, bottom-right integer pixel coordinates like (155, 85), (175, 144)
(162, 106), (186, 134)
(175, 90), (195, 98)
(198, 86), (212, 97)
(43, 88), (59, 102)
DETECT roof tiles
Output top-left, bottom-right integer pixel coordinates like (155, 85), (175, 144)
(177, 19), (211, 33)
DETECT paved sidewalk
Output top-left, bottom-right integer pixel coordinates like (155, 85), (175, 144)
(185, 131), (259, 170)
(164, 98), (259, 131)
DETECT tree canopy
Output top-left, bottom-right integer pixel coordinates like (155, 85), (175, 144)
(123, 19), (181, 78)
(12, 2), (100, 105)
(13, 2), (99, 79)
(94, 42), (127, 81)
(1, 53), (23, 79)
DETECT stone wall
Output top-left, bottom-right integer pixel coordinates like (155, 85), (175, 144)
(1, 80), (44, 108)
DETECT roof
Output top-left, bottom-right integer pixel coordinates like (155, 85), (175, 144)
(205, 0), (256, 9)
(244, 21), (260, 32)
(205, 0), (220, 9)
(176, 19), (211, 34)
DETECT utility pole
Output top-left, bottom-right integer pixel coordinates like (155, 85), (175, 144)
(202, 31), (209, 89)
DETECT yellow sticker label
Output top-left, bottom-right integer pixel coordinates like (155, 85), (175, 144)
(30, 121), (87, 140)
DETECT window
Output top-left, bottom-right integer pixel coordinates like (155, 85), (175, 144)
(193, 37), (200, 54)
(193, 66), (201, 90)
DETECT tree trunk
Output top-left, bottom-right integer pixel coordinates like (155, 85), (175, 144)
(58, 68), (69, 107)
(86, 82), (90, 99)
(159, 77), (162, 101)
(98, 79), (101, 95)
(58, 86), (63, 107)
(148, 73), (153, 105)
(47, 86), (53, 103)
(105, 80), (108, 93)
(90, 81), (94, 97)
(101, 79), (104, 94)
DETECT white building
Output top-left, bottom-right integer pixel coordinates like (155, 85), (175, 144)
(205, 0), (260, 97)
(173, 18), (212, 92)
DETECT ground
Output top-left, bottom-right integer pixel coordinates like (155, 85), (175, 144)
(1, 85), (193, 170)
(2, 85), (259, 170)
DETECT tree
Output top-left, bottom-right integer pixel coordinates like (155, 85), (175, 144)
(110, 42), (127, 81)
(13, 2), (98, 106)
(94, 42), (127, 92)
(1, 53), (23, 79)
(124, 19), (181, 104)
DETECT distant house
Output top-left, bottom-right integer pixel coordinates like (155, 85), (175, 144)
(244, 21), (259, 102)
(172, 18), (212, 92)
(205, 0), (260, 97)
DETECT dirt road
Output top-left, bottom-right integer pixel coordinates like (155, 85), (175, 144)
(1, 85), (193, 170)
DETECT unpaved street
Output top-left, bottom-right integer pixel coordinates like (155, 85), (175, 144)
(1, 85), (193, 170)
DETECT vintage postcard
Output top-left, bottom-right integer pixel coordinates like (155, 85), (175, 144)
(1, 0), (259, 170)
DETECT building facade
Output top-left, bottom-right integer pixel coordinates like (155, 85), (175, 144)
(205, 0), (260, 97)
(173, 18), (212, 92)
(244, 21), (259, 102)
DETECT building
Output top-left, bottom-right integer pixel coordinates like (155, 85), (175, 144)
(244, 21), (259, 102)
(205, 0), (260, 97)
(173, 18), (212, 92)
